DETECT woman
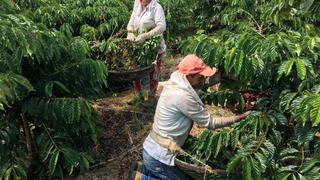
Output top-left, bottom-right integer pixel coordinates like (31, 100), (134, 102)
(126, 0), (166, 105)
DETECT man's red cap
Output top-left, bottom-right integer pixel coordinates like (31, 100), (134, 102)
(178, 54), (217, 77)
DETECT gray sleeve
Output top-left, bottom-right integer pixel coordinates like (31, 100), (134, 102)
(177, 95), (239, 129)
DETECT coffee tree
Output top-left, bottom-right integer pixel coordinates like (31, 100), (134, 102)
(0, 1), (109, 179)
(179, 0), (320, 179)
(16, 0), (130, 39)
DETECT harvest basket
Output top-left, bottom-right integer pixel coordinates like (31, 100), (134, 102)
(175, 158), (227, 180)
(108, 64), (155, 83)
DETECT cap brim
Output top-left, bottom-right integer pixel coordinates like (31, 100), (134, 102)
(198, 66), (217, 77)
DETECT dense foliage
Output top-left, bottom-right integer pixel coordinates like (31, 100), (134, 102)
(16, 0), (130, 38)
(0, 1), (109, 179)
(179, 0), (320, 179)
(0, 0), (195, 178)
(2, 0), (320, 179)
(160, 0), (196, 48)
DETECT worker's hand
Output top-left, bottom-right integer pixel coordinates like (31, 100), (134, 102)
(134, 33), (149, 44)
(126, 32), (135, 42)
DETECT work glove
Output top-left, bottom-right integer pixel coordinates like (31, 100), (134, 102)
(134, 33), (149, 44)
(237, 111), (252, 121)
(244, 110), (252, 116)
(126, 32), (135, 42)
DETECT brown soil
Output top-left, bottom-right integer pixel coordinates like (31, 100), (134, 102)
(160, 54), (183, 81)
(68, 54), (232, 180)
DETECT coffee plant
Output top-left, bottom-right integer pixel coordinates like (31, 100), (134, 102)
(2, 0), (320, 179)
(0, 1), (109, 179)
(179, 0), (320, 179)
(1, 0), (185, 179)
(16, 0), (130, 39)
(159, 0), (196, 48)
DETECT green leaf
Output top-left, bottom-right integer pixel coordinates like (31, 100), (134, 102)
(208, 48), (216, 66)
(309, 37), (316, 50)
(280, 155), (299, 163)
(277, 59), (294, 80)
(4, 167), (12, 180)
(204, 134), (214, 160)
(279, 148), (299, 157)
(227, 153), (243, 173)
(49, 151), (60, 175)
(297, 173), (308, 180)
(295, 123), (317, 145)
(0, 73), (34, 109)
(278, 165), (297, 173)
(45, 82), (54, 97)
(61, 147), (80, 175)
(249, 156), (262, 177)
(291, 174), (297, 180)
(276, 172), (291, 180)
(310, 97), (320, 126)
(53, 81), (71, 94)
(303, 166), (320, 179)
(14, 165), (27, 180)
(234, 50), (244, 75)
(214, 134), (222, 157)
(61, 147), (79, 167)
(270, 111), (288, 126)
(194, 41), (206, 56)
(300, 158), (320, 173)
(263, 140), (275, 155)
(280, 92), (298, 112)
(311, 85), (320, 94)
(224, 47), (237, 73)
(79, 155), (90, 175)
(295, 59), (307, 80)
(243, 158), (253, 180)
(44, 145), (55, 161)
(254, 152), (266, 171)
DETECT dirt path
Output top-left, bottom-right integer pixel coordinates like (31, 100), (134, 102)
(68, 54), (232, 180)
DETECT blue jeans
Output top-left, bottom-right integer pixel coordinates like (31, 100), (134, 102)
(142, 149), (191, 180)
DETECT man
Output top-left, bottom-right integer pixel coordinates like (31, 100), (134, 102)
(140, 54), (251, 179)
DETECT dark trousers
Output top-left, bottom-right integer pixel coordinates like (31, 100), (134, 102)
(142, 149), (191, 180)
